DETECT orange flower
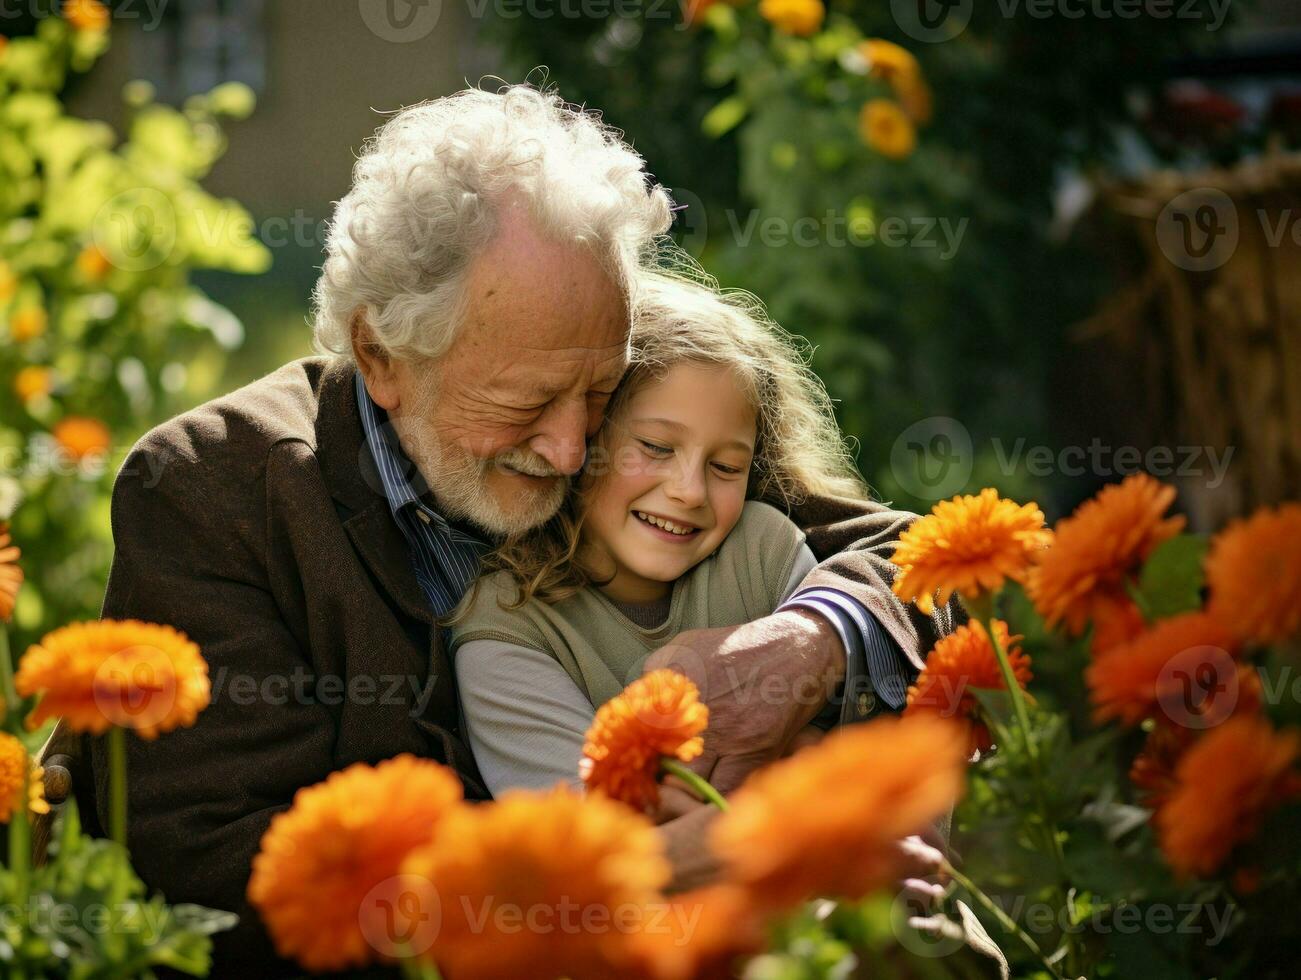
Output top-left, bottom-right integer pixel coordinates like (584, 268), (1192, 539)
(905, 619), (1031, 755)
(891, 488), (1052, 615)
(625, 885), (765, 980)
(861, 39), (920, 86)
(63, 0), (109, 33)
(1089, 595), (1146, 656)
(1027, 474), (1185, 636)
(758, 0), (824, 37)
(17, 619), (211, 738)
(0, 523), (22, 624)
(1155, 715), (1301, 878)
(859, 99), (917, 159)
(14, 366), (52, 403)
(402, 786), (670, 980)
(1086, 611), (1243, 728)
(1205, 502), (1301, 646)
(249, 755), (464, 972)
(0, 732), (49, 824)
(580, 668), (708, 812)
(1129, 723), (1197, 811)
(76, 243), (112, 282)
(53, 416), (111, 461)
(0, 260), (15, 303)
(9, 307), (46, 342)
(711, 715), (966, 912)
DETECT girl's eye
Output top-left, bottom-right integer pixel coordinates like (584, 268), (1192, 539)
(711, 462), (743, 476)
(637, 439), (673, 457)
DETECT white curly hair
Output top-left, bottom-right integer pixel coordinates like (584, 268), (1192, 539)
(312, 84), (675, 363)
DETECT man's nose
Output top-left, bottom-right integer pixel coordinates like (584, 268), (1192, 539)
(529, 401), (589, 476)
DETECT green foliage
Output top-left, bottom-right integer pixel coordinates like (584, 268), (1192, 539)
(0, 14), (269, 648)
(0, 803), (235, 978)
(1133, 535), (1209, 622)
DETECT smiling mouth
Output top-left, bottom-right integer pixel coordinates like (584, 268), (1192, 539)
(633, 510), (702, 538)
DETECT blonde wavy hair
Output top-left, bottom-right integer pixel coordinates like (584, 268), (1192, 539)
(479, 271), (869, 607)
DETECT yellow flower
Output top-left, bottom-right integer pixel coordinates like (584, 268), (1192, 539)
(63, 0), (110, 33)
(1155, 715), (1301, 879)
(402, 786), (670, 979)
(581, 668), (708, 813)
(0, 732), (50, 824)
(76, 244), (112, 282)
(0, 523), (22, 624)
(53, 416), (111, 461)
(861, 39), (920, 86)
(10, 307), (47, 343)
(14, 367), (52, 404)
(891, 488), (1052, 615)
(17, 619), (211, 738)
(759, 0), (824, 37)
(1205, 502), (1301, 646)
(859, 99), (917, 158)
(711, 715), (966, 912)
(1027, 474), (1184, 636)
(0, 261), (16, 304)
(248, 755), (464, 972)
(905, 619), (1031, 755)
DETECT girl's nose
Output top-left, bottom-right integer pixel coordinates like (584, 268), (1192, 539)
(665, 463), (708, 509)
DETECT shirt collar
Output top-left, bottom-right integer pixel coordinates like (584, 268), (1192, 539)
(354, 370), (463, 536)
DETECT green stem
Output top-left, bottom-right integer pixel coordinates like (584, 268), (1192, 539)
(943, 860), (1064, 980)
(108, 725), (127, 850)
(661, 759), (729, 811)
(985, 617), (1037, 768)
(0, 623), (20, 732)
(398, 950), (442, 980)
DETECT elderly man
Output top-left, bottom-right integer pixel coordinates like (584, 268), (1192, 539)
(81, 87), (964, 977)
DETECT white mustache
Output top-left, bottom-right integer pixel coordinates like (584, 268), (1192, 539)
(493, 451), (562, 478)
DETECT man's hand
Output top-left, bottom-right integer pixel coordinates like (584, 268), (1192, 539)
(642, 608), (846, 795)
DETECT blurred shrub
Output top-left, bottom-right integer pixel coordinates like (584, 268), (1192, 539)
(0, 9), (269, 649)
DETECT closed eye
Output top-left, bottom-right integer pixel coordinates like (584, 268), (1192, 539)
(638, 439), (672, 457)
(711, 462), (744, 476)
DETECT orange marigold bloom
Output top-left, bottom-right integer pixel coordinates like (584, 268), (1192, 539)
(1205, 502), (1301, 646)
(581, 668), (708, 812)
(1155, 715), (1301, 878)
(891, 488), (1052, 615)
(10, 307), (47, 342)
(1086, 611), (1243, 728)
(0, 732), (50, 824)
(1027, 474), (1184, 636)
(402, 786), (670, 980)
(1089, 595), (1146, 656)
(14, 366), (52, 403)
(859, 99), (917, 159)
(625, 884), (765, 980)
(905, 619), (1031, 755)
(1129, 723), (1197, 811)
(76, 244), (112, 282)
(249, 755), (464, 972)
(711, 715), (966, 912)
(0, 260), (15, 303)
(17, 619), (211, 738)
(53, 416), (111, 461)
(862, 39), (921, 86)
(63, 0), (110, 33)
(758, 0), (824, 37)
(0, 523), (22, 624)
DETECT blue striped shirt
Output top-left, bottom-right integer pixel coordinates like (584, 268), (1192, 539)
(355, 372), (488, 616)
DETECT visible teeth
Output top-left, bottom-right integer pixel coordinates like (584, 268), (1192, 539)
(636, 511), (695, 535)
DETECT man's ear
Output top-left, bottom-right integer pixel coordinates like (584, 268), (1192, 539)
(350, 310), (401, 411)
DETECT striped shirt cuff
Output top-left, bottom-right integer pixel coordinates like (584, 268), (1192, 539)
(779, 588), (911, 712)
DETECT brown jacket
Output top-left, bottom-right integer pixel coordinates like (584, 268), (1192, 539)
(78, 356), (955, 977)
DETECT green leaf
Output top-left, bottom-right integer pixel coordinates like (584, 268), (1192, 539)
(702, 96), (748, 139)
(1135, 534), (1209, 620)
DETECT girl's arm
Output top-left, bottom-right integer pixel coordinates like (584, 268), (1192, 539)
(454, 640), (595, 796)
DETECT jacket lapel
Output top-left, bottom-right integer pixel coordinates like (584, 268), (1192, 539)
(315, 358), (435, 628)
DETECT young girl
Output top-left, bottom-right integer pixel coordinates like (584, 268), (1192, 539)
(449, 273), (870, 796)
